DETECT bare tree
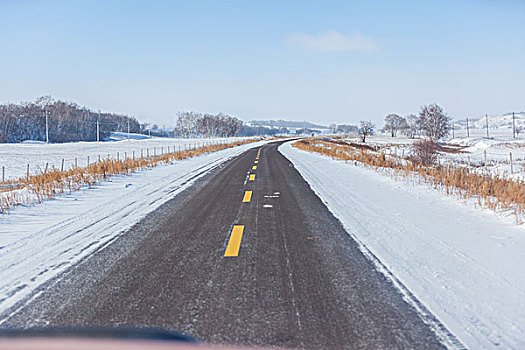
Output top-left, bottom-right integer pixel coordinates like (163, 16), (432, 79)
(358, 120), (375, 143)
(403, 114), (419, 139)
(175, 111), (243, 138)
(418, 103), (451, 141)
(411, 140), (439, 165)
(0, 97), (140, 143)
(175, 111), (202, 138)
(384, 114), (407, 137)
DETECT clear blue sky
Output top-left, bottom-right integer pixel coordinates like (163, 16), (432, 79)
(1, 0), (523, 126)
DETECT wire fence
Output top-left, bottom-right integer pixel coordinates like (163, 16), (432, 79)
(380, 146), (522, 179)
(0, 137), (245, 183)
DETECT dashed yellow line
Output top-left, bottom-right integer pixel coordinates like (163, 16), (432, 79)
(242, 190), (252, 202)
(224, 148), (262, 258)
(224, 225), (244, 257)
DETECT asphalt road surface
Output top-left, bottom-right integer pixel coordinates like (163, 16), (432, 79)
(2, 141), (445, 349)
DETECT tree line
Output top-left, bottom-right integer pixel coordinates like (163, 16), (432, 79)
(174, 111), (243, 138)
(0, 97), (291, 143)
(355, 103), (451, 142)
(0, 96), (141, 143)
(174, 111), (293, 137)
(382, 103), (451, 140)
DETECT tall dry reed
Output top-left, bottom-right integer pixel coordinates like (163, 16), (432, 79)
(0, 140), (258, 212)
(294, 139), (525, 221)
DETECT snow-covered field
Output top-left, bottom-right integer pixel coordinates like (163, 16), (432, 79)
(0, 133), (249, 181)
(0, 140), (267, 321)
(280, 141), (525, 349)
(443, 136), (525, 178)
(341, 130), (525, 180)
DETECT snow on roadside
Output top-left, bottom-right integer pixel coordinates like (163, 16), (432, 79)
(0, 140), (267, 320)
(280, 141), (525, 349)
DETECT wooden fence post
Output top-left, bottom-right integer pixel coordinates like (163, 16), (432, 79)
(2, 166), (4, 182)
(510, 152), (514, 175)
(27, 164), (29, 179)
(61, 159), (64, 172)
(75, 158), (77, 168)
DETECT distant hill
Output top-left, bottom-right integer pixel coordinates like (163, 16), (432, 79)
(472, 112), (525, 129)
(249, 119), (327, 129)
(454, 112), (525, 129)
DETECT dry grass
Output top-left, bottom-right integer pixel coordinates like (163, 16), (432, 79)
(294, 138), (525, 221)
(0, 139), (258, 212)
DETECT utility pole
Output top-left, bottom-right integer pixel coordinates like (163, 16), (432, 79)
(127, 120), (130, 140)
(486, 114), (489, 138)
(466, 118), (470, 137)
(97, 111), (100, 142)
(45, 108), (49, 144)
(513, 112), (516, 139)
(452, 120), (455, 138)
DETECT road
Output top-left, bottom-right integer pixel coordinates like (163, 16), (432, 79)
(2, 141), (444, 349)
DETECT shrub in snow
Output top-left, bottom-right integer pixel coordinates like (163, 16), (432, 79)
(411, 140), (439, 166)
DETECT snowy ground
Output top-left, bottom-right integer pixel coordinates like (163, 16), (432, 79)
(280, 141), (525, 349)
(443, 135), (525, 178)
(0, 134), (249, 181)
(341, 130), (525, 179)
(0, 140), (267, 320)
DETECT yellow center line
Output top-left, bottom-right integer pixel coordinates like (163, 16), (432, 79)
(242, 190), (252, 202)
(254, 160), (258, 163)
(224, 225), (244, 257)
(252, 165), (257, 170)
(249, 174), (255, 181)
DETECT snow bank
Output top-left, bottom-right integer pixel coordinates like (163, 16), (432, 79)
(103, 131), (152, 141)
(280, 141), (525, 349)
(0, 140), (266, 320)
